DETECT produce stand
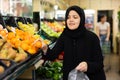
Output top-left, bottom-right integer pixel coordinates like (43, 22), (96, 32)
(0, 15), (64, 80)
(2, 51), (43, 80)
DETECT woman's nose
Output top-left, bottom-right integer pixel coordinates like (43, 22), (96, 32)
(69, 18), (74, 22)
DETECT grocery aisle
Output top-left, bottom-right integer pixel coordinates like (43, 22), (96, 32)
(104, 54), (120, 80)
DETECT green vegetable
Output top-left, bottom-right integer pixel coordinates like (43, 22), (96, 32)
(53, 74), (60, 80)
(46, 71), (53, 78)
(36, 61), (63, 79)
(51, 62), (62, 68)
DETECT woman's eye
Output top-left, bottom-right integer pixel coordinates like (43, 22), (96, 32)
(67, 15), (78, 19)
(74, 16), (78, 19)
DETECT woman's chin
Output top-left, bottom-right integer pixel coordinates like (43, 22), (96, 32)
(68, 27), (78, 30)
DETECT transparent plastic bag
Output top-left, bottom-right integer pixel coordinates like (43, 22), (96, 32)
(68, 69), (89, 80)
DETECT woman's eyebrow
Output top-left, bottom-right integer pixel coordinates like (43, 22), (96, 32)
(68, 14), (78, 16)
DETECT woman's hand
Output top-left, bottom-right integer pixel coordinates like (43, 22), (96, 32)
(105, 38), (109, 41)
(76, 62), (88, 72)
(41, 41), (48, 54)
(38, 38), (48, 54)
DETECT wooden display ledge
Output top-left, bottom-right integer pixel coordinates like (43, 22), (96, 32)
(17, 66), (34, 80)
(17, 60), (44, 80)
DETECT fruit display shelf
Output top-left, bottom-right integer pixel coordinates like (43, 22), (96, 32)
(0, 16), (59, 79)
(1, 50), (43, 80)
(40, 22), (64, 42)
(0, 59), (17, 79)
(0, 39), (55, 80)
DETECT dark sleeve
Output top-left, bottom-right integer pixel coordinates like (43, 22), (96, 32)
(86, 34), (104, 74)
(43, 34), (64, 61)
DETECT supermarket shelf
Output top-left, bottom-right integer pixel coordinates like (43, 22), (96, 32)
(2, 51), (43, 80)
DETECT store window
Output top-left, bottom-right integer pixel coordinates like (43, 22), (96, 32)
(0, 0), (32, 18)
(84, 9), (95, 31)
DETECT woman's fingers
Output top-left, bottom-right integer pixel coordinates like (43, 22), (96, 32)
(76, 62), (88, 72)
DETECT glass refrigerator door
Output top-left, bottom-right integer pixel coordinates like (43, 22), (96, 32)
(84, 10), (95, 31)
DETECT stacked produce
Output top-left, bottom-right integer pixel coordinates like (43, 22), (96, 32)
(36, 61), (63, 80)
(6, 29), (42, 54)
(0, 20), (45, 77)
(0, 39), (28, 76)
(0, 22), (52, 55)
(18, 22), (36, 35)
(46, 22), (64, 32)
(0, 29), (8, 38)
(41, 22), (65, 38)
(0, 44), (28, 77)
(0, 39), (28, 63)
(0, 18), (64, 79)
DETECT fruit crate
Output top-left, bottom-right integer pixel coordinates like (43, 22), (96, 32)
(0, 52), (32, 79)
(16, 17), (27, 24)
(2, 50), (43, 80)
(36, 61), (63, 80)
(3, 16), (19, 28)
(40, 30), (57, 42)
(0, 46), (42, 80)
(0, 15), (6, 28)
(0, 59), (17, 79)
(36, 77), (63, 80)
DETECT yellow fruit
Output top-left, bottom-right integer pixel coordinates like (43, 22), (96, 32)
(0, 53), (7, 59)
(14, 53), (27, 62)
(0, 30), (7, 37)
(14, 47), (27, 62)
(0, 48), (8, 59)
(7, 48), (17, 59)
(4, 42), (12, 48)
(18, 47), (27, 56)
(0, 39), (6, 47)
(33, 35), (40, 39)
(0, 66), (5, 74)
(44, 39), (51, 45)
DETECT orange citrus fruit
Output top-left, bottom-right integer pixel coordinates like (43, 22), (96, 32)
(27, 47), (37, 54)
(14, 40), (21, 48)
(34, 41), (42, 48)
(7, 32), (15, 40)
(21, 43), (29, 51)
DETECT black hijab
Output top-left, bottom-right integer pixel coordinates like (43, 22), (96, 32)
(63, 5), (86, 39)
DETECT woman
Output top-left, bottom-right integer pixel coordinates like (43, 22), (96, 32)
(96, 15), (110, 47)
(42, 6), (106, 80)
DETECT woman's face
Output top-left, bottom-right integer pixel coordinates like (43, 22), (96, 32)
(67, 10), (80, 30)
(101, 16), (107, 22)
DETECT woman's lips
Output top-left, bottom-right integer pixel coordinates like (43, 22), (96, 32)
(69, 23), (75, 26)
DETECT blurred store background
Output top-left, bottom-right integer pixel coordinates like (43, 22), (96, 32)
(0, 0), (120, 80)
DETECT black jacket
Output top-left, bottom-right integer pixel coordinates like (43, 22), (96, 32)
(44, 31), (106, 80)
(44, 6), (106, 80)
